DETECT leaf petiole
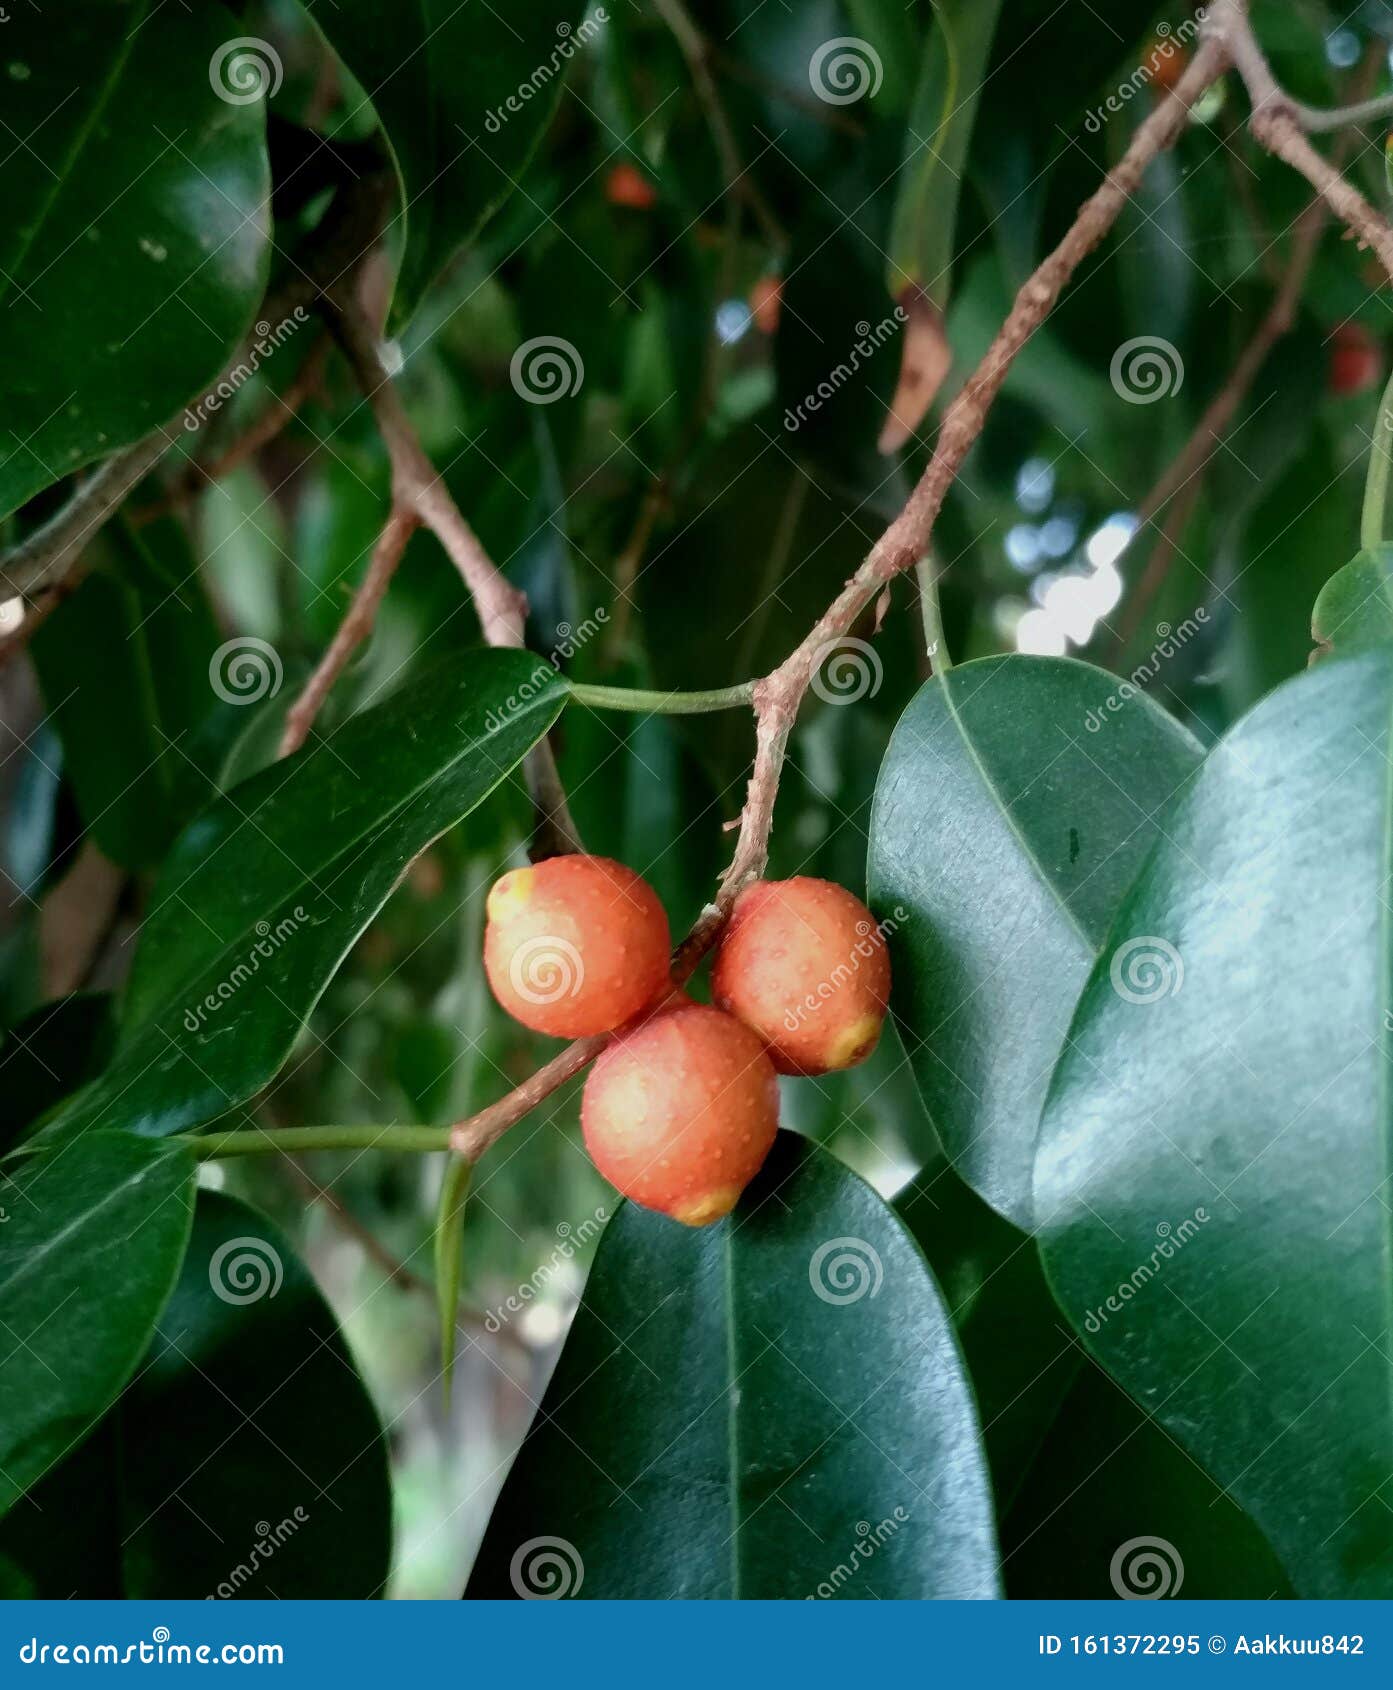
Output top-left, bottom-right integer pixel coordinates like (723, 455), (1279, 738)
(184, 1125), (454, 1159)
(565, 680), (756, 715)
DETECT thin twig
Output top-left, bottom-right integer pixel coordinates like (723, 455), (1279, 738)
(1104, 42), (1379, 656)
(293, 290), (582, 856)
(654, 0), (787, 251)
(278, 508), (419, 757)
(130, 333), (331, 525)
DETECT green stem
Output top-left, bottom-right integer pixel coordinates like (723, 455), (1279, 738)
(185, 1125), (453, 1160)
(434, 1155), (473, 1411)
(566, 680), (756, 714)
(1361, 367), (1393, 552)
(916, 554), (952, 672)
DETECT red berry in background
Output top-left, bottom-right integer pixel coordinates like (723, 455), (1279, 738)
(1142, 33), (1189, 92)
(483, 855), (670, 1038)
(605, 162), (657, 210)
(581, 1003), (780, 1226)
(1328, 323), (1384, 397)
(749, 274), (782, 335)
(712, 877), (891, 1076)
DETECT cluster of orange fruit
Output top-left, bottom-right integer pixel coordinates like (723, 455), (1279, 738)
(483, 855), (890, 1225)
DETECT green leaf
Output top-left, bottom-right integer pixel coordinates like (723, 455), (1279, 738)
(1311, 545), (1393, 661)
(897, 1161), (1077, 1510)
(0, 2), (270, 519)
(0, 1133), (195, 1519)
(465, 1133), (1000, 1599)
(1035, 649), (1393, 1598)
(302, 1), (588, 324)
(868, 656), (1203, 1226)
(37, 651), (566, 1146)
(1003, 1367), (1294, 1599)
(885, 0), (1004, 310)
(122, 1189), (392, 1597)
(30, 521), (222, 869)
(0, 1190), (393, 1598)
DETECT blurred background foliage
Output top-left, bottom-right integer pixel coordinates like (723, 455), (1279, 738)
(3, 0), (1392, 1595)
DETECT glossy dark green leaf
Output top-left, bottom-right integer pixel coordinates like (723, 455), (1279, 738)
(0, 994), (114, 1155)
(466, 1133), (999, 1599)
(302, 1), (586, 323)
(0, 1133), (195, 1519)
(37, 652), (566, 1146)
(1311, 544), (1393, 661)
(0, 3), (270, 518)
(897, 1160), (1077, 1510)
(31, 521), (222, 869)
(0, 1190), (393, 1598)
(1003, 1367), (1293, 1599)
(122, 1190), (392, 1597)
(868, 656), (1203, 1226)
(1036, 648), (1393, 1598)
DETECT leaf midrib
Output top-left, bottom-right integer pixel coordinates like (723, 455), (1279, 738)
(0, 1144), (184, 1302)
(938, 671), (1094, 952)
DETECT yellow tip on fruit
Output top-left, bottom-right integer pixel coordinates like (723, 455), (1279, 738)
(825, 1014), (882, 1071)
(486, 868), (535, 923)
(670, 1186), (740, 1227)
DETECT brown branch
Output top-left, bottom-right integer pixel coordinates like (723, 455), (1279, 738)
(294, 288), (582, 857)
(326, 295), (527, 648)
(654, 0), (787, 251)
(1104, 42), (1381, 658)
(711, 38), (1229, 902)
(130, 333), (331, 525)
(278, 508), (418, 757)
(446, 39), (1230, 1164)
(1211, 0), (1393, 284)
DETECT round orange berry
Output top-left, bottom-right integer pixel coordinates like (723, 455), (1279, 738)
(581, 1003), (779, 1226)
(711, 877), (890, 1075)
(483, 855), (670, 1038)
